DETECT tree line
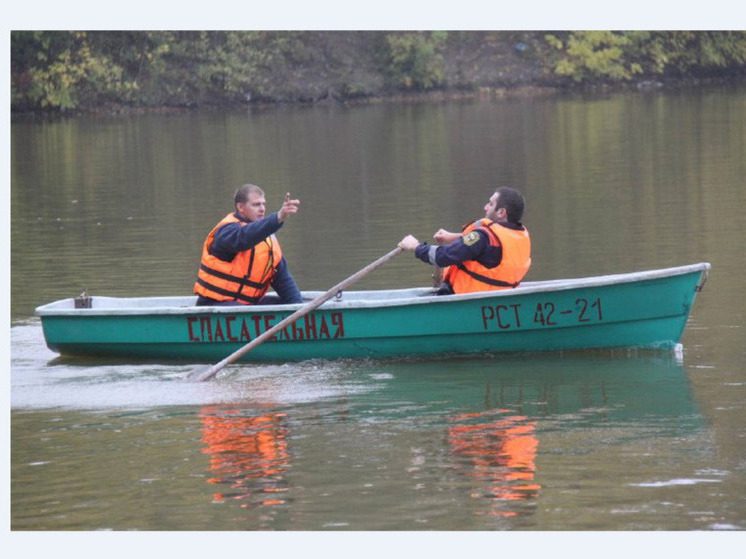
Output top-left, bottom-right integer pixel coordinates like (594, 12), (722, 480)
(11, 31), (746, 113)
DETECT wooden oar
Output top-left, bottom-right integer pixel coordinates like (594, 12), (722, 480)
(187, 246), (403, 382)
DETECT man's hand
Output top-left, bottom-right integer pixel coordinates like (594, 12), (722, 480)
(398, 234), (421, 251)
(277, 192), (300, 222)
(433, 229), (459, 245)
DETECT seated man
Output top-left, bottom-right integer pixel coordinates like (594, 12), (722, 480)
(399, 187), (531, 294)
(194, 184), (303, 306)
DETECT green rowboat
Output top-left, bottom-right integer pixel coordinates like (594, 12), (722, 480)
(36, 263), (710, 362)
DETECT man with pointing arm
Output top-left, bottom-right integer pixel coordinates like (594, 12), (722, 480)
(194, 184), (303, 306)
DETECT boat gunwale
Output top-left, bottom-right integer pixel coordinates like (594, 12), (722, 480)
(35, 262), (711, 318)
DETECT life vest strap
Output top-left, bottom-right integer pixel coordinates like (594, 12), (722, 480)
(199, 263), (266, 290)
(194, 278), (261, 304)
(455, 263), (520, 288)
(477, 222), (501, 246)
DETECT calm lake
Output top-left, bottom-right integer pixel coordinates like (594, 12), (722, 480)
(9, 87), (746, 539)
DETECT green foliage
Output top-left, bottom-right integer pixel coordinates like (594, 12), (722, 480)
(191, 31), (311, 101)
(545, 31), (746, 82)
(637, 31), (746, 73)
(383, 32), (448, 90)
(10, 31), (746, 112)
(160, 31), (296, 103)
(11, 31), (329, 110)
(545, 32), (643, 81)
(12, 31), (135, 110)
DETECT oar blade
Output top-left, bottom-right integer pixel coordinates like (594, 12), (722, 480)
(186, 364), (216, 382)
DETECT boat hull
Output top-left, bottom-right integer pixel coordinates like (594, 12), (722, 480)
(36, 264), (710, 362)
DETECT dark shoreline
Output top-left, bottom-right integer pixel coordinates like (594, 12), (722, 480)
(11, 75), (746, 121)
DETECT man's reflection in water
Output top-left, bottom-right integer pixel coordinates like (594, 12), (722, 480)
(200, 405), (289, 508)
(448, 410), (540, 517)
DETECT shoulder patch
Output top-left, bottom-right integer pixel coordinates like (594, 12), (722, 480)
(462, 231), (480, 246)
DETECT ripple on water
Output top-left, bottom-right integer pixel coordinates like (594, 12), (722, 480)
(629, 478), (723, 488)
(11, 321), (381, 410)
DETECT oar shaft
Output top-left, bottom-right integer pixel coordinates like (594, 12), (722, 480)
(189, 246), (402, 381)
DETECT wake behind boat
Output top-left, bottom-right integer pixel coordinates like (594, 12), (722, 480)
(35, 263), (710, 363)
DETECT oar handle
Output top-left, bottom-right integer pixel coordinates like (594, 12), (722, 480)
(189, 246), (403, 381)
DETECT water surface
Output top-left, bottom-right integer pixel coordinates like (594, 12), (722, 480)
(10, 87), (746, 532)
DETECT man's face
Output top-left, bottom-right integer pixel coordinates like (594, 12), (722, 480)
(484, 192), (501, 221)
(485, 192), (509, 222)
(237, 191), (266, 221)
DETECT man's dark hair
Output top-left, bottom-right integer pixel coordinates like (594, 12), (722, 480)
(495, 187), (525, 224)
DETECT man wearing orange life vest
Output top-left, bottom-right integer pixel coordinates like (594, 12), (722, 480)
(194, 184), (303, 306)
(398, 187), (531, 294)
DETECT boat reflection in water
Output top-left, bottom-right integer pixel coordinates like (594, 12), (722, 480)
(352, 352), (700, 523)
(200, 406), (290, 508)
(448, 411), (540, 517)
(196, 352), (699, 525)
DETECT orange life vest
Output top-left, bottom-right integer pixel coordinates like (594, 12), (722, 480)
(444, 219), (531, 294)
(194, 213), (283, 304)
